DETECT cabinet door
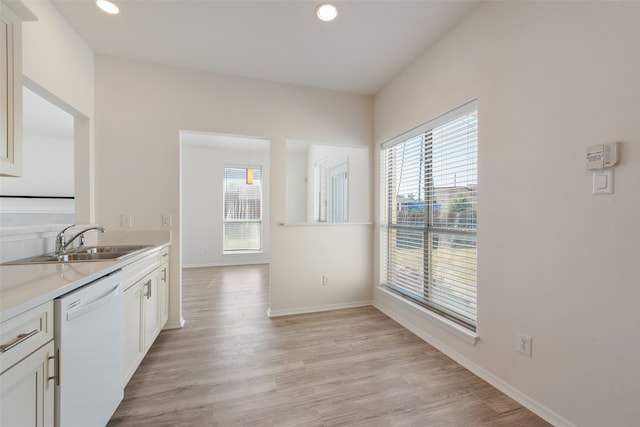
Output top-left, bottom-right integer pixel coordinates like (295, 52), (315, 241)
(1, 14), (14, 166)
(0, 341), (55, 427)
(123, 281), (144, 385)
(158, 261), (169, 327)
(0, 7), (21, 177)
(143, 274), (160, 353)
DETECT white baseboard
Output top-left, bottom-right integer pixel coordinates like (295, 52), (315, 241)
(267, 300), (372, 318)
(163, 317), (185, 330)
(374, 297), (575, 427)
(183, 261), (269, 268)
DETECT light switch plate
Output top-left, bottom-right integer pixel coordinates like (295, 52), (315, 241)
(120, 213), (133, 228)
(161, 214), (172, 227)
(593, 169), (613, 195)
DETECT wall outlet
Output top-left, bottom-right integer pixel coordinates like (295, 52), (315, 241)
(120, 213), (133, 228)
(161, 214), (172, 227)
(517, 333), (532, 357)
(322, 275), (329, 286)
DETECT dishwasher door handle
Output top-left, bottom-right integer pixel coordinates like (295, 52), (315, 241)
(67, 285), (120, 321)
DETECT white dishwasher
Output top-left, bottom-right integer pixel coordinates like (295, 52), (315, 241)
(55, 270), (124, 427)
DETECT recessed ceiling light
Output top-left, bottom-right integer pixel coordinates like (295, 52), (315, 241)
(96, 0), (119, 15)
(316, 3), (338, 22)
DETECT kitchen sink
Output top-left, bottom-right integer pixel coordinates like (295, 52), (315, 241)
(71, 245), (151, 255)
(3, 245), (153, 265)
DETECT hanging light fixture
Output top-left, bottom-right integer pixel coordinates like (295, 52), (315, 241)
(246, 139), (255, 185)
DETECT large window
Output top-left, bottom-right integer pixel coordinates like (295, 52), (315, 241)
(381, 101), (478, 330)
(223, 166), (262, 252)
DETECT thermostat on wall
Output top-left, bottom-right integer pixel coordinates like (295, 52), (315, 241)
(586, 145), (604, 169)
(586, 142), (619, 170)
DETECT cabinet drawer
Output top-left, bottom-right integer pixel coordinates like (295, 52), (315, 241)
(0, 301), (54, 374)
(122, 249), (162, 291)
(122, 246), (170, 291)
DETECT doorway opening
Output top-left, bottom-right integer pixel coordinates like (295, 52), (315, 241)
(180, 130), (270, 268)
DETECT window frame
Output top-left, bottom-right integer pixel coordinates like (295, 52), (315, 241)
(381, 100), (478, 331)
(222, 165), (263, 254)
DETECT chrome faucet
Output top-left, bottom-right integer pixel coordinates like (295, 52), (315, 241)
(55, 225), (76, 254)
(55, 225), (106, 254)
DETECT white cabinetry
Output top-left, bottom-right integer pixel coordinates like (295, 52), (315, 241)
(123, 279), (143, 383)
(0, 1), (36, 177)
(0, 301), (55, 427)
(158, 260), (169, 329)
(122, 246), (170, 385)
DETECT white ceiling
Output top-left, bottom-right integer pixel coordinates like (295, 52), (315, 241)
(51, 0), (479, 95)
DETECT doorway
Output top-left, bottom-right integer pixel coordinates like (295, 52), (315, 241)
(180, 131), (270, 268)
(329, 161), (348, 223)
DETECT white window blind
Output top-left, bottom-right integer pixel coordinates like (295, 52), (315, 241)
(382, 101), (478, 330)
(223, 166), (262, 252)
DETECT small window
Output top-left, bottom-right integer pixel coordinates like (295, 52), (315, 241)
(381, 101), (478, 330)
(223, 166), (262, 252)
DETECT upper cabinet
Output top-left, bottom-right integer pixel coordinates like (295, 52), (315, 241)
(0, 1), (36, 177)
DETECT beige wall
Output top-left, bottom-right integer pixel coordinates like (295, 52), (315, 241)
(22, 0), (93, 115)
(373, 2), (640, 426)
(94, 56), (373, 327)
(21, 0), (94, 223)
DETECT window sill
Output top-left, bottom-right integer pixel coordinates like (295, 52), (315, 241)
(376, 286), (479, 346)
(222, 250), (263, 255)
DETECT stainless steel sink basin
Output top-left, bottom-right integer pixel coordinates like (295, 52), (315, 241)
(71, 245), (151, 255)
(3, 245), (153, 265)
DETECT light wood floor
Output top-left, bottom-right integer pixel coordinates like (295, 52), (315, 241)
(108, 265), (550, 426)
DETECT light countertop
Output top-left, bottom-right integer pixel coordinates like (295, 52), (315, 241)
(0, 242), (170, 323)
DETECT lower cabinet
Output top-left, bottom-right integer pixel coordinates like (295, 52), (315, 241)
(0, 342), (55, 427)
(142, 271), (160, 353)
(122, 246), (170, 385)
(158, 261), (169, 334)
(143, 260), (169, 353)
(0, 301), (55, 427)
(123, 278), (144, 384)
(1, 246), (170, 425)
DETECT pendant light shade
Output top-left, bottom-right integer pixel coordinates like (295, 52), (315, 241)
(246, 168), (253, 185)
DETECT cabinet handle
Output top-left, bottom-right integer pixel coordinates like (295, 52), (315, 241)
(145, 279), (152, 299)
(47, 353), (57, 386)
(162, 267), (167, 282)
(55, 348), (61, 385)
(0, 329), (39, 353)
